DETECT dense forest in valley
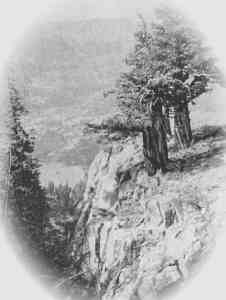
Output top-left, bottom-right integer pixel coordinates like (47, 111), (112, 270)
(5, 4), (226, 300)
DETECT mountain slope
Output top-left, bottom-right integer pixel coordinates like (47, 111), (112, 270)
(10, 18), (137, 184)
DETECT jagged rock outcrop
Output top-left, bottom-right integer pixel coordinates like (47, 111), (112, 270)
(75, 137), (212, 300)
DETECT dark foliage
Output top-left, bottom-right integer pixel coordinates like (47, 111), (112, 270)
(8, 83), (46, 254)
(43, 181), (86, 272)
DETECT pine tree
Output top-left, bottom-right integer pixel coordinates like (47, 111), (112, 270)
(86, 6), (223, 175)
(8, 82), (46, 253)
(116, 6), (222, 149)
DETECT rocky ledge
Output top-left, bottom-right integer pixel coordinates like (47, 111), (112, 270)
(74, 137), (213, 300)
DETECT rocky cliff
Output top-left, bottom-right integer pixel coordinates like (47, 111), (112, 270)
(74, 136), (214, 300)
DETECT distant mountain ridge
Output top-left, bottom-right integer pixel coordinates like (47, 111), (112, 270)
(10, 18), (137, 183)
(14, 18), (136, 108)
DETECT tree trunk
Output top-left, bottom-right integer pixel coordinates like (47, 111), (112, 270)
(174, 104), (192, 149)
(142, 116), (168, 176)
(163, 107), (172, 137)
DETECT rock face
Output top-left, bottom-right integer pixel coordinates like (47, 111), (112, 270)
(76, 137), (212, 300)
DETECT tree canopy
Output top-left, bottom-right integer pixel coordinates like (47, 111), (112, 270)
(86, 5), (222, 139)
(116, 5), (222, 119)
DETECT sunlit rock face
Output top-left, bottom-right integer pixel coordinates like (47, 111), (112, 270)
(78, 137), (212, 300)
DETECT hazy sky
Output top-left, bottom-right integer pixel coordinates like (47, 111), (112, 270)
(45, 0), (158, 21)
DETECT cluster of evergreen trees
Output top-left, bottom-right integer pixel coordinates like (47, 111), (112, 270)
(87, 5), (223, 175)
(7, 82), (87, 279)
(7, 82), (46, 254)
